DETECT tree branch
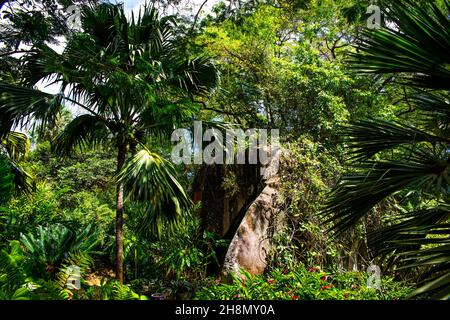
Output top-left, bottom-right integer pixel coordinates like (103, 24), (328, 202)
(190, 0), (209, 35)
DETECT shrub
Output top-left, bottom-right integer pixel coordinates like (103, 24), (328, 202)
(195, 264), (413, 300)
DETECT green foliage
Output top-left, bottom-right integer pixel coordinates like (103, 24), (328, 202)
(197, 1), (396, 144)
(276, 137), (347, 267)
(0, 241), (28, 299)
(326, 0), (450, 299)
(0, 131), (34, 193)
(195, 265), (412, 300)
(0, 183), (61, 243)
(0, 0), (442, 301)
(20, 224), (99, 280)
(349, 0), (450, 89)
(1, 131), (29, 162)
(118, 149), (193, 238)
(0, 156), (14, 205)
(0, 238), (145, 300)
(0, 2), (220, 282)
(60, 191), (115, 245)
(78, 279), (148, 300)
(157, 215), (228, 279)
(123, 209), (227, 298)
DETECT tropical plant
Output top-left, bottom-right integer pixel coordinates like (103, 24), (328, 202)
(20, 224), (98, 279)
(195, 265), (412, 300)
(0, 240), (29, 299)
(78, 278), (148, 300)
(0, 2), (218, 283)
(324, 0), (450, 299)
(157, 215), (228, 280)
(0, 156), (14, 204)
(0, 131), (34, 193)
(0, 240), (98, 300)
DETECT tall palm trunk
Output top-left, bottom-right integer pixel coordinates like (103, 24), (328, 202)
(115, 140), (127, 284)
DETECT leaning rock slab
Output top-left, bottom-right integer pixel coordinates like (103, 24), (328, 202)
(222, 149), (282, 277)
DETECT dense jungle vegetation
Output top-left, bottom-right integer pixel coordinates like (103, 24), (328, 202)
(0, 0), (449, 300)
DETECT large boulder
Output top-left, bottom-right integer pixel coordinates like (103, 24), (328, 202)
(193, 146), (282, 276)
(222, 149), (282, 276)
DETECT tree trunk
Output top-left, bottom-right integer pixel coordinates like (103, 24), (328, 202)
(115, 141), (127, 284)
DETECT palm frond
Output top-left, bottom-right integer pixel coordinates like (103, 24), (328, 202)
(128, 3), (176, 61)
(412, 92), (450, 119)
(8, 159), (34, 194)
(384, 219), (450, 300)
(1, 131), (30, 161)
(167, 55), (219, 95)
(327, 0), (450, 299)
(52, 114), (110, 157)
(137, 98), (200, 139)
(0, 81), (63, 137)
(55, 250), (94, 291)
(343, 119), (447, 161)
(350, 0), (450, 89)
(324, 148), (449, 236)
(410, 271), (450, 300)
(22, 44), (63, 86)
(411, 92), (450, 135)
(368, 205), (450, 257)
(0, 156), (14, 204)
(117, 149), (192, 238)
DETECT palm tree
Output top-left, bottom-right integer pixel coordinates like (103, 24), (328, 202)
(324, 0), (450, 299)
(0, 2), (218, 283)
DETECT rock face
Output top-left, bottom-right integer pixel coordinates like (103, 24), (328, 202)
(222, 149), (282, 276)
(192, 160), (263, 274)
(193, 163), (262, 238)
(193, 147), (283, 276)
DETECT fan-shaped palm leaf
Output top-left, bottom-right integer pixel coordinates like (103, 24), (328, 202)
(327, 0), (450, 299)
(325, 147), (450, 236)
(343, 119), (447, 161)
(0, 131), (34, 194)
(349, 0), (450, 89)
(0, 81), (63, 137)
(52, 114), (110, 156)
(1, 131), (30, 161)
(0, 2), (218, 283)
(117, 149), (192, 238)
